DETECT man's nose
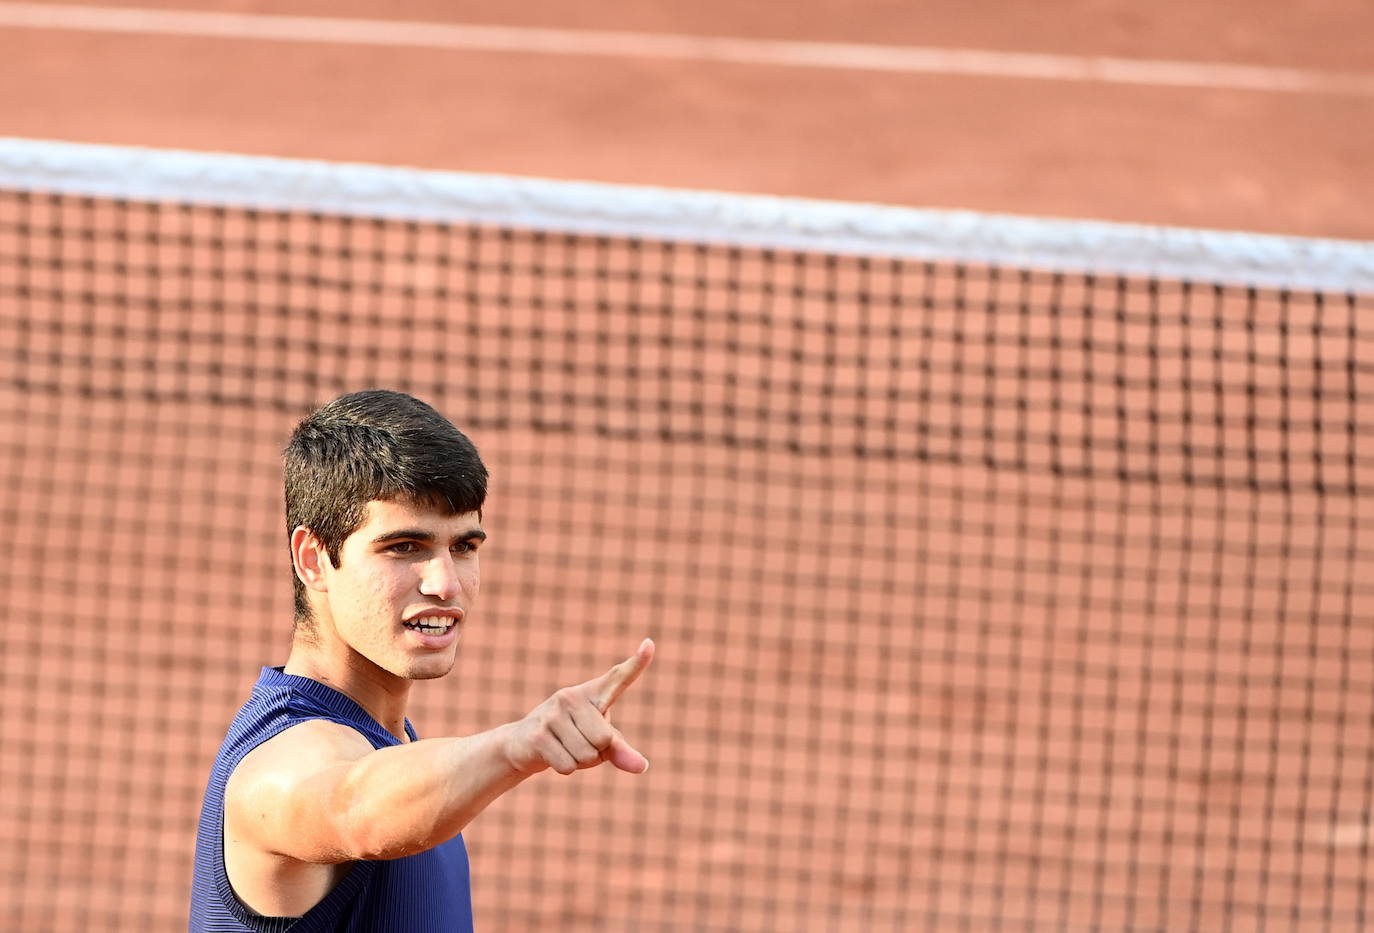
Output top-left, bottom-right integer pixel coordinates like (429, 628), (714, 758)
(418, 553), (460, 601)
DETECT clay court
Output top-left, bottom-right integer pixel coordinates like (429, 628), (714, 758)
(1, 2), (1372, 931)
(3, 0), (1373, 238)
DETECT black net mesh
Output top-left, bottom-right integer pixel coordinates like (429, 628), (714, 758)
(1, 189), (1372, 931)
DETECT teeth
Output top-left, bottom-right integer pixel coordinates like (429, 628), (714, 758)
(407, 618), (453, 635)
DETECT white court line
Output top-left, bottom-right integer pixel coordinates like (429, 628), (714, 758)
(2, 1), (1373, 98)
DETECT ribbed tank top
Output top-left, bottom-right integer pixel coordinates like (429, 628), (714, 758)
(189, 667), (474, 932)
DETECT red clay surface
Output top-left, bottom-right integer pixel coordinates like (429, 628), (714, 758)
(1, 0), (1372, 238)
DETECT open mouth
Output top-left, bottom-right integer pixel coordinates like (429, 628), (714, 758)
(403, 619), (456, 636)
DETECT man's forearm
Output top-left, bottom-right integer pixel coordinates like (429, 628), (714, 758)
(323, 723), (528, 861)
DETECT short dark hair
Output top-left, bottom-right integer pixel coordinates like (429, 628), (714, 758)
(283, 389), (488, 623)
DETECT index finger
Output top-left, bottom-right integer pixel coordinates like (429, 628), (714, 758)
(588, 638), (655, 713)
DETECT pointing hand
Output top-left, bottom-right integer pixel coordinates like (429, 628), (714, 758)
(504, 639), (654, 776)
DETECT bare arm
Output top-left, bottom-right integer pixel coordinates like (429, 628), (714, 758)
(226, 638), (655, 865)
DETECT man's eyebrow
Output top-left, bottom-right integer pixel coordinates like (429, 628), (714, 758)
(371, 528), (487, 545)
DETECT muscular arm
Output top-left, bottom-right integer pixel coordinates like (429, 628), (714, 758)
(226, 639), (654, 870)
(228, 724), (528, 864)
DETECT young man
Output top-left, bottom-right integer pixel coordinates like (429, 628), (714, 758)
(189, 390), (653, 931)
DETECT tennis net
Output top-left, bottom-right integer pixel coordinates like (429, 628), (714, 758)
(1, 138), (1371, 931)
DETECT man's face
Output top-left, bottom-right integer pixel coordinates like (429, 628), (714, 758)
(317, 498), (484, 682)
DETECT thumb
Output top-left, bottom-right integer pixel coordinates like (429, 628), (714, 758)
(603, 734), (650, 774)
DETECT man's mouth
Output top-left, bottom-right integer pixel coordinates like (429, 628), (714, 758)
(404, 618), (457, 636)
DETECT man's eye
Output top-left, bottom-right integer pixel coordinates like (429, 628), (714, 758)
(452, 542), (474, 554)
(387, 541), (418, 555)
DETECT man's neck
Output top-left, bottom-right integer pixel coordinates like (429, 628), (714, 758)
(283, 638), (414, 743)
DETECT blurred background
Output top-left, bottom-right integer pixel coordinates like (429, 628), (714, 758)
(1, 2), (1372, 931)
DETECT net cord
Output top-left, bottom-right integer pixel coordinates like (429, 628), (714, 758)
(1, 136), (1370, 292)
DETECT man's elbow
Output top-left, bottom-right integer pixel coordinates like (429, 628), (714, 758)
(329, 790), (440, 861)
(339, 824), (434, 862)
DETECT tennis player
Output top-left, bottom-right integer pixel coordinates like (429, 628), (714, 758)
(189, 389), (653, 931)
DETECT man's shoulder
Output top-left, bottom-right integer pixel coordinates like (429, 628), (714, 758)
(218, 668), (383, 814)
(222, 667), (377, 748)
(229, 717), (376, 798)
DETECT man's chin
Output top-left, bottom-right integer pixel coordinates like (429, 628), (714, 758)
(402, 654), (458, 680)
(406, 665), (454, 681)
(394, 628), (461, 680)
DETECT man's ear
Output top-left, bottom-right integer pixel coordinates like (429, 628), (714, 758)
(291, 526), (331, 596)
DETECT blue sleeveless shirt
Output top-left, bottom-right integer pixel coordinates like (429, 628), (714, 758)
(189, 667), (474, 932)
